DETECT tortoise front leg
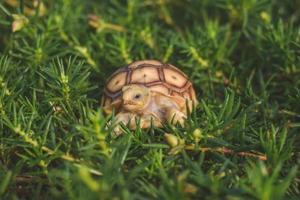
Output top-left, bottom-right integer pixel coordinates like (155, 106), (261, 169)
(113, 112), (162, 135)
(113, 112), (138, 136)
(165, 107), (187, 126)
(139, 114), (162, 129)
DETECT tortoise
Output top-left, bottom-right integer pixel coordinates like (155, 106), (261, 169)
(101, 60), (197, 134)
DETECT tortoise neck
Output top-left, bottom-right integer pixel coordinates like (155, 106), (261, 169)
(135, 95), (151, 114)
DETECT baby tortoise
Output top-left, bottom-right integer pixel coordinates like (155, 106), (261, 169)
(101, 60), (198, 135)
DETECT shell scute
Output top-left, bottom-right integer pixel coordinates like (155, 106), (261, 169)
(106, 71), (127, 93)
(130, 66), (160, 84)
(163, 67), (188, 88)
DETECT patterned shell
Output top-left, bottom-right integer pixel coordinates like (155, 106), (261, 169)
(101, 60), (197, 111)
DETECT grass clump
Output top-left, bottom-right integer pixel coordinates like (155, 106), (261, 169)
(0, 0), (299, 199)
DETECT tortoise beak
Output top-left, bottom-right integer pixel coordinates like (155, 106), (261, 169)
(123, 100), (136, 105)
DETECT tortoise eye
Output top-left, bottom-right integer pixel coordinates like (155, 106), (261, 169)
(134, 94), (141, 99)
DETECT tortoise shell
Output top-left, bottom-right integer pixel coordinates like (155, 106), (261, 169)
(101, 60), (197, 113)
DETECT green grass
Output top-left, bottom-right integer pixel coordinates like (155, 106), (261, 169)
(0, 0), (299, 199)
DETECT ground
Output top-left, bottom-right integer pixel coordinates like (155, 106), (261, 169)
(0, 0), (299, 199)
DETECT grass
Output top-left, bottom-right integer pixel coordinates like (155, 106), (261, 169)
(0, 0), (299, 199)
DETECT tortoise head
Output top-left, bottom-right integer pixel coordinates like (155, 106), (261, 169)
(122, 84), (151, 112)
